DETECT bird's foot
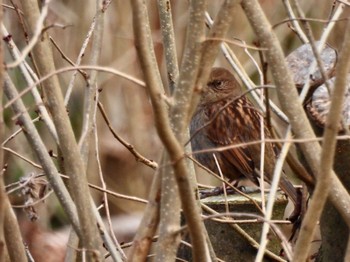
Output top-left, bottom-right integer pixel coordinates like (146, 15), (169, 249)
(199, 184), (246, 199)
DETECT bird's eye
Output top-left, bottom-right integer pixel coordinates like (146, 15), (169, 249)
(214, 80), (223, 86)
(209, 80), (224, 89)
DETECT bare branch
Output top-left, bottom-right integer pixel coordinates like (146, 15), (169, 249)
(241, 0), (350, 260)
(294, 5), (350, 260)
(19, 0), (102, 258)
(2, 24), (58, 144)
(2, 65), (145, 113)
(3, 75), (81, 233)
(130, 0), (210, 260)
(98, 101), (158, 169)
(157, 0), (179, 94)
(7, 0), (51, 68)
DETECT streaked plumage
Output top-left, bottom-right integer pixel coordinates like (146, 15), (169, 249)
(190, 67), (298, 206)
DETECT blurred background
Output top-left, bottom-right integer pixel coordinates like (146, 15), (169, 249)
(2, 0), (345, 260)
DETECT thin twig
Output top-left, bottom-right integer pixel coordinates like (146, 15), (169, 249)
(2, 24), (58, 144)
(3, 158), (148, 204)
(78, 0), (106, 166)
(49, 36), (88, 79)
(272, 16), (349, 30)
(2, 3), (24, 13)
(97, 101), (158, 169)
(189, 155), (264, 213)
(256, 135), (293, 261)
(93, 82), (126, 260)
(281, 0), (308, 43)
(64, 16), (96, 104)
(2, 65), (145, 113)
(203, 37), (267, 50)
(213, 154), (230, 214)
(12, 190), (54, 208)
(189, 135), (350, 156)
(297, 3), (345, 103)
(7, 0), (51, 68)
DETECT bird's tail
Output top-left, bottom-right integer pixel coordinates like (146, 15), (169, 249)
(279, 176), (301, 221)
(279, 176), (299, 206)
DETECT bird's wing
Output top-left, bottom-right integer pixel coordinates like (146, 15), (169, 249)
(205, 98), (263, 183)
(203, 98), (299, 207)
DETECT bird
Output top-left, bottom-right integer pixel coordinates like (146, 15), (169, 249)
(190, 67), (298, 212)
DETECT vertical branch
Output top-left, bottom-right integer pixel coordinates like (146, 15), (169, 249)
(157, 0), (179, 94)
(2, 24), (58, 144)
(345, 235), (350, 262)
(79, 0), (105, 163)
(0, 4), (28, 260)
(0, 118), (4, 261)
(257, 136), (294, 261)
(128, 2), (165, 260)
(3, 75), (80, 233)
(93, 93), (126, 261)
(240, 0), (350, 260)
(155, 152), (181, 261)
(63, 6), (115, 256)
(294, 16), (350, 262)
(156, 0), (208, 260)
(240, 0), (350, 217)
(130, 0), (210, 261)
(128, 161), (162, 261)
(172, 0), (206, 129)
(3, 74), (76, 262)
(155, 2), (181, 258)
(19, 0), (102, 259)
(1, 60), (25, 258)
(166, 0), (209, 259)
(64, 17), (96, 104)
(3, 203), (27, 262)
(296, 3), (345, 103)
(291, 0), (332, 100)
(281, 0), (308, 43)
(0, 1), (5, 259)
(156, 1), (240, 259)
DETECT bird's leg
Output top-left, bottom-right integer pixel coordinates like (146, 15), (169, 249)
(199, 179), (245, 199)
(287, 187), (303, 223)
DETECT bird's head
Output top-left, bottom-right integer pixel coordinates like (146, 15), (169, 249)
(200, 67), (242, 105)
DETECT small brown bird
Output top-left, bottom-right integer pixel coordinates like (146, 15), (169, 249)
(190, 67), (298, 209)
